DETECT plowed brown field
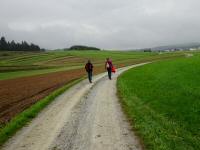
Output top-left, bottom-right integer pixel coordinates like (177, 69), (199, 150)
(0, 64), (116, 124)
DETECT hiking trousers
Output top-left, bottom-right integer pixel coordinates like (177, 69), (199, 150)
(107, 68), (112, 80)
(87, 71), (92, 83)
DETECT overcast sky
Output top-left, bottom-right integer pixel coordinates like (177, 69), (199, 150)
(0, 0), (200, 50)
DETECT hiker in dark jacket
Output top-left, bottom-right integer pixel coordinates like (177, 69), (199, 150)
(105, 58), (113, 80)
(85, 60), (93, 83)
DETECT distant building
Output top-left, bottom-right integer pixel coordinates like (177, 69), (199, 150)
(189, 48), (197, 51)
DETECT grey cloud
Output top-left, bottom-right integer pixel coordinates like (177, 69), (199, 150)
(0, 0), (200, 49)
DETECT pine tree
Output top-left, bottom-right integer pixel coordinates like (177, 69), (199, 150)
(0, 37), (8, 50)
(0, 36), (42, 51)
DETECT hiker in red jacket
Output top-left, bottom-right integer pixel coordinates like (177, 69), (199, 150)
(105, 58), (113, 80)
(85, 60), (93, 83)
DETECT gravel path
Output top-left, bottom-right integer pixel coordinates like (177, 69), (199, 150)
(2, 64), (146, 150)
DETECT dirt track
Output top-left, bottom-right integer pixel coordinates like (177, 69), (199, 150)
(2, 64), (146, 150)
(0, 64), (127, 124)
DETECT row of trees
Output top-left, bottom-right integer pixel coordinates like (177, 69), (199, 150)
(0, 36), (42, 51)
(68, 45), (100, 51)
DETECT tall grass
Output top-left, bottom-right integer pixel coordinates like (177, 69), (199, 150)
(117, 54), (200, 150)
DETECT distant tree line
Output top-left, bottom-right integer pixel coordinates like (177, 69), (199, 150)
(68, 45), (100, 51)
(0, 36), (43, 51)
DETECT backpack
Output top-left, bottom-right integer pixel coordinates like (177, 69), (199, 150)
(86, 63), (93, 71)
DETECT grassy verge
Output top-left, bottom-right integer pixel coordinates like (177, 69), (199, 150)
(0, 77), (84, 146)
(117, 54), (200, 150)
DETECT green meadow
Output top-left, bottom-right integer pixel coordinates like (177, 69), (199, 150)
(117, 52), (200, 150)
(0, 50), (183, 80)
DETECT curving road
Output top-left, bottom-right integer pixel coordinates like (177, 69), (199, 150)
(2, 64), (147, 150)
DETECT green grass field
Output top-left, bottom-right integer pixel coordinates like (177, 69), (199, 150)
(117, 52), (200, 150)
(0, 50), (184, 80)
